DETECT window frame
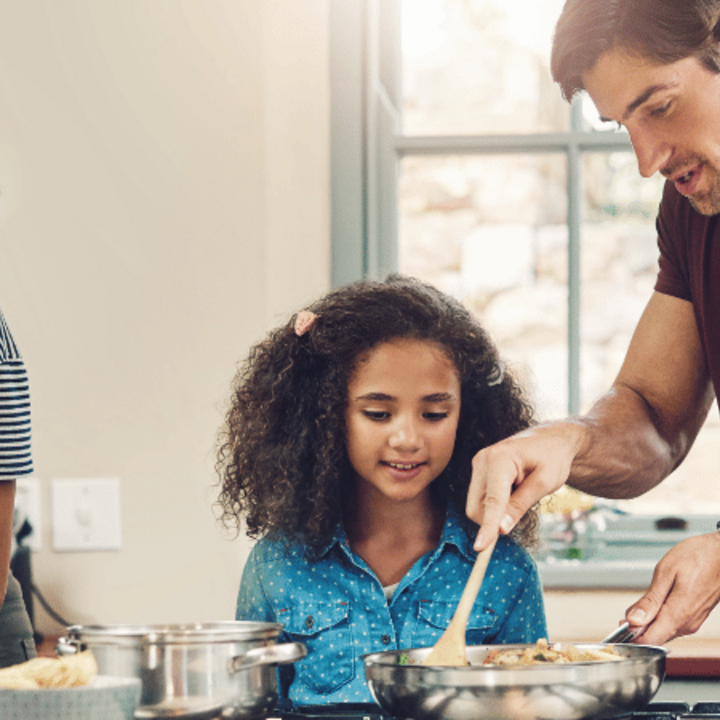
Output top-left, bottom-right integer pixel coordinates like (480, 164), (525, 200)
(329, 0), (633, 416)
(329, 0), (718, 590)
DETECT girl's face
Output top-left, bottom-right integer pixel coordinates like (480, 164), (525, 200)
(345, 338), (461, 505)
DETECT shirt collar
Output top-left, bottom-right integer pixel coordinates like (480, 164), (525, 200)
(315, 502), (475, 562)
(316, 521), (349, 559)
(434, 502), (476, 563)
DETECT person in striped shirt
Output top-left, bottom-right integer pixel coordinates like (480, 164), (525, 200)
(0, 306), (36, 666)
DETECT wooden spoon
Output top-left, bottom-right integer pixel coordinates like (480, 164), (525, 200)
(422, 537), (498, 667)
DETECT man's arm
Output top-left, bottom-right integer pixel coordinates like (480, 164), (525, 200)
(571, 291), (712, 495)
(0, 481), (15, 604)
(468, 291), (713, 546)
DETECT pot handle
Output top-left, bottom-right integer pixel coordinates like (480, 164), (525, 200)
(56, 636), (85, 656)
(228, 641), (307, 674)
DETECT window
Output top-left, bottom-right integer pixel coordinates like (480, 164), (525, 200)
(330, 0), (720, 519)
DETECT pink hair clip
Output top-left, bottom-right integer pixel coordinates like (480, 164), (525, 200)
(294, 310), (318, 337)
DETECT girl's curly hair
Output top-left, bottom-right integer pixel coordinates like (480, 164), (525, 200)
(216, 274), (537, 553)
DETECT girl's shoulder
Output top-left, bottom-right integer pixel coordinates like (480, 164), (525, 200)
(443, 504), (538, 579)
(492, 534), (539, 578)
(248, 533), (311, 565)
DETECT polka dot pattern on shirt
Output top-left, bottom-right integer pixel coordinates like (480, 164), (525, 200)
(235, 503), (547, 706)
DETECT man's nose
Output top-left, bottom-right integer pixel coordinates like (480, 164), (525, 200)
(629, 126), (672, 178)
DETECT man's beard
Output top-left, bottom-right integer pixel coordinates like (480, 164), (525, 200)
(664, 152), (720, 216)
(688, 168), (720, 215)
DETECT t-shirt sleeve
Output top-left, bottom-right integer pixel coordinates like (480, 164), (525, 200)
(0, 309), (33, 479)
(655, 181), (692, 301)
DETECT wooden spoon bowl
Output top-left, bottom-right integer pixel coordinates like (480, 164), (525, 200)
(422, 538), (497, 667)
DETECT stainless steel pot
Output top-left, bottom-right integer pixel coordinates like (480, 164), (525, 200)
(364, 643), (666, 720)
(57, 622), (306, 720)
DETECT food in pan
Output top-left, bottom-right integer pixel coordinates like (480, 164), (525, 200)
(0, 650), (98, 689)
(481, 639), (623, 666)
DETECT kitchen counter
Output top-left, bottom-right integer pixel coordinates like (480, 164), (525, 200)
(664, 637), (720, 677)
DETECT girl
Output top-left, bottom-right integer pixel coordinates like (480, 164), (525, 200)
(216, 275), (546, 707)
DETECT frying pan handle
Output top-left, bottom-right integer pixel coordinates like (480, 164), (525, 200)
(228, 641), (307, 674)
(602, 622), (641, 644)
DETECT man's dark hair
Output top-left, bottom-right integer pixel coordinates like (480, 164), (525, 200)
(551, 0), (720, 101)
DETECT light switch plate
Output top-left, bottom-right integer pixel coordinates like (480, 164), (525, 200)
(51, 478), (122, 551)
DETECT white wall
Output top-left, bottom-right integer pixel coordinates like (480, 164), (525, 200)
(0, 1), (330, 632)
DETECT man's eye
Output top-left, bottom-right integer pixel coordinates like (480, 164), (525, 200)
(424, 412), (449, 422)
(650, 101), (672, 117)
(362, 410), (389, 421)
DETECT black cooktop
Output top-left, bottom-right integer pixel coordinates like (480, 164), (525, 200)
(280, 702), (720, 720)
(622, 703), (720, 719)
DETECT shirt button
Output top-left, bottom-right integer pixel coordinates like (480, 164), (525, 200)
(305, 615), (314, 630)
(381, 634), (391, 645)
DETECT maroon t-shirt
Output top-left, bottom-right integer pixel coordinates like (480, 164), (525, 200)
(655, 180), (720, 398)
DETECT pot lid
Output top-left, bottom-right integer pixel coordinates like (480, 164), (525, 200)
(65, 621), (284, 645)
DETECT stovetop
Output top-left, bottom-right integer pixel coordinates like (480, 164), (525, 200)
(627, 703), (720, 719)
(279, 702), (720, 720)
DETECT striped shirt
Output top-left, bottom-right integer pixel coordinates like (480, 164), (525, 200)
(0, 308), (32, 479)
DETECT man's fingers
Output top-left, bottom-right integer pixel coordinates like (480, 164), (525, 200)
(470, 486), (513, 551)
(628, 534), (720, 645)
(468, 451), (516, 550)
(467, 423), (583, 551)
(633, 614), (676, 646)
(475, 488), (539, 551)
(625, 564), (676, 643)
(626, 584), (671, 628)
(501, 476), (555, 529)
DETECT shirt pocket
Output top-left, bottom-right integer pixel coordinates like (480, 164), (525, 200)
(279, 600), (355, 695)
(413, 600), (497, 648)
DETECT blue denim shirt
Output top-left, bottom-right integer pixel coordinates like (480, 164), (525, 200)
(235, 504), (547, 706)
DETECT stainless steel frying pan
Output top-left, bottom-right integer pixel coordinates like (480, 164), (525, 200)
(364, 642), (666, 720)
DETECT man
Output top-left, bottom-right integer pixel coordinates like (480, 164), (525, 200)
(0, 306), (36, 665)
(467, 0), (720, 646)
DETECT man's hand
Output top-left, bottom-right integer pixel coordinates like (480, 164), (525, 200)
(628, 532), (720, 645)
(466, 422), (586, 550)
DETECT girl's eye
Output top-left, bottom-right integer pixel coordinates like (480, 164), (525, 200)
(362, 410), (390, 421)
(423, 412), (449, 422)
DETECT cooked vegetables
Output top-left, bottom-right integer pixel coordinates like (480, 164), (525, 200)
(482, 639), (623, 666)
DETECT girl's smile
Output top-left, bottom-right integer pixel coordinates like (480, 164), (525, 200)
(381, 460), (426, 481)
(345, 337), (461, 505)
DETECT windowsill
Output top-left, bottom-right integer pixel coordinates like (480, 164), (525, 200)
(536, 558), (655, 589)
(534, 512), (718, 590)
